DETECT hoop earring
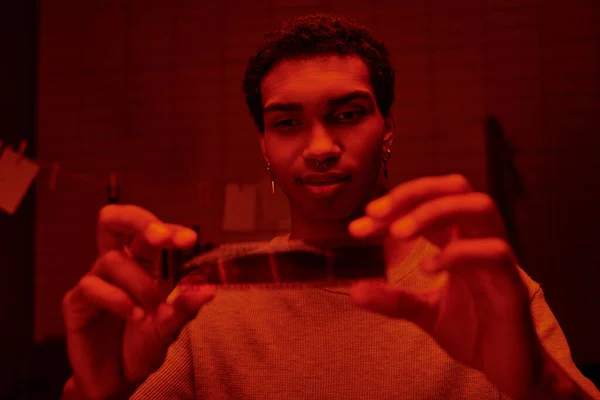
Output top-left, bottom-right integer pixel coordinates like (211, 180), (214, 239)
(382, 148), (392, 180)
(266, 162), (275, 194)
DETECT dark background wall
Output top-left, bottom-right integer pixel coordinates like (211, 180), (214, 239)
(0, 0), (38, 396)
(2, 0), (599, 396)
(35, 0), (600, 362)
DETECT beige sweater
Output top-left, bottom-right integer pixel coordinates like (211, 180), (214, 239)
(131, 237), (599, 399)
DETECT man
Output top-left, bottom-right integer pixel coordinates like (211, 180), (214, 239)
(61, 13), (600, 399)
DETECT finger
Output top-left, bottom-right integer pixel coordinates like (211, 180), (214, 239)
(370, 174), (472, 218)
(422, 239), (528, 315)
(164, 223), (198, 248)
(128, 223), (197, 264)
(390, 192), (505, 240)
(126, 222), (173, 270)
(350, 174), (472, 238)
(126, 223), (197, 282)
(155, 285), (216, 344)
(423, 238), (516, 275)
(97, 205), (162, 255)
(93, 250), (163, 310)
(350, 281), (440, 333)
(76, 275), (145, 322)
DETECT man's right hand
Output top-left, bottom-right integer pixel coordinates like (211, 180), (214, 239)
(61, 205), (215, 400)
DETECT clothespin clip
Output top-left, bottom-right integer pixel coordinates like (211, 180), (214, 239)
(49, 162), (60, 190)
(107, 172), (120, 204)
(16, 140), (28, 164)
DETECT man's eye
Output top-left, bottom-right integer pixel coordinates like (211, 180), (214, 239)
(273, 119), (301, 128)
(335, 110), (365, 123)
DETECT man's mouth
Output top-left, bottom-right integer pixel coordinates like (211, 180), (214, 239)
(297, 174), (352, 197)
(297, 173), (352, 185)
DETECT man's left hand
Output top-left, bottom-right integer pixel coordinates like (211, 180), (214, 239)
(349, 174), (543, 399)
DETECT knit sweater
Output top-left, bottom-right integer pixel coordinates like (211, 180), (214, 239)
(131, 236), (600, 399)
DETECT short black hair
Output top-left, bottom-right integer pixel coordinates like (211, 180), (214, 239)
(242, 13), (395, 133)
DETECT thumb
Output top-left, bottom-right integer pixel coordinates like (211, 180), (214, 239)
(123, 287), (215, 382)
(156, 285), (216, 344)
(350, 281), (440, 332)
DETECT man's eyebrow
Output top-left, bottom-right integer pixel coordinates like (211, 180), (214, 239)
(327, 90), (373, 108)
(262, 90), (373, 115)
(263, 102), (302, 115)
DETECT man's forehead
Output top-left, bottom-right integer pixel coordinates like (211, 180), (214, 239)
(260, 55), (373, 106)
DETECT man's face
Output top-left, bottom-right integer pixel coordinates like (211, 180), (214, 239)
(259, 55), (394, 222)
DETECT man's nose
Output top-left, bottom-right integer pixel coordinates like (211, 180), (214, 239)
(302, 125), (341, 167)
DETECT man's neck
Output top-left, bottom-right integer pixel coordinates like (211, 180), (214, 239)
(288, 203), (366, 243)
(289, 216), (354, 242)
(287, 202), (420, 280)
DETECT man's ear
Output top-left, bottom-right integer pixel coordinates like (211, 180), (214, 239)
(259, 134), (268, 163)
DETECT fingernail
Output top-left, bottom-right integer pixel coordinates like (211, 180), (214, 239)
(174, 228), (196, 243)
(166, 287), (180, 305)
(147, 223), (170, 243)
(366, 197), (392, 217)
(391, 216), (417, 238)
(348, 217), (375, 237)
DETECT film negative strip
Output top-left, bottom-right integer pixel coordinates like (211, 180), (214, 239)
(168, 239), (387, 291)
